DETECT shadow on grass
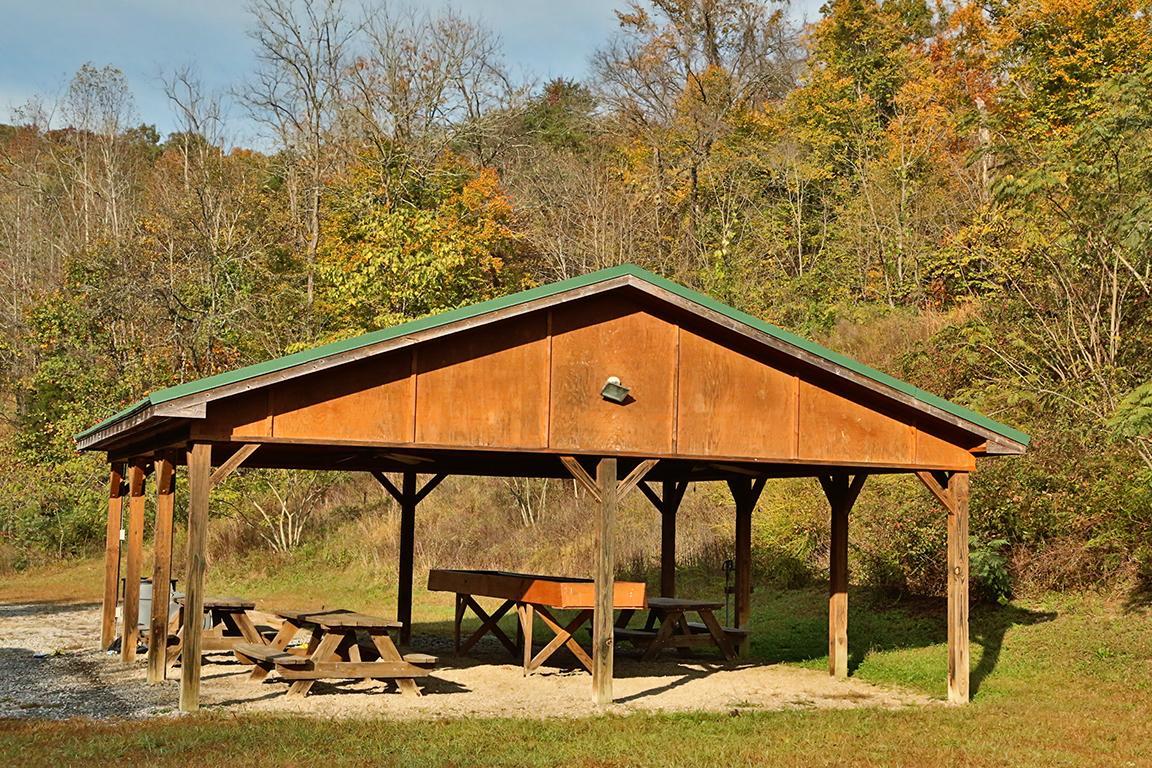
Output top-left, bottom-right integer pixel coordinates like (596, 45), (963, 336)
(406, 585), (1057, 700)
(1124, 570), (1152, 613)
(742, 587), (1055, 697)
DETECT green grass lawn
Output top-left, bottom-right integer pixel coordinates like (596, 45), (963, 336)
(1, 559), (1150, 767)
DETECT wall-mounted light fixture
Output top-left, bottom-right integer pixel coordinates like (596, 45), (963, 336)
(601, 376), (630, 404)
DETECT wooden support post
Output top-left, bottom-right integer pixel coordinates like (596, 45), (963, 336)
(180, 443), (211, 713)
(639, 479), (688, 598)
(397, 471), (417, 647)
(100, 464), (126, 651)
(727, 477), (766, 657)
(660, 484), (677, 599)
(147, 453), (176, 683)
(947, 473), (970, 704)
(828, 487), (849, 679)
(371, 470), (444, 647)
(593, 457), (618, 706)
(121, 460), (147, 664)
(915, 470), (970, 703)
(820, 474), (867, 680)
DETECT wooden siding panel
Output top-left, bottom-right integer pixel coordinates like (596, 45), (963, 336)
(916, 429), (977, 470)
(271, 353), (414, 442)
(798, 380), (915, 465)
(415, 314), (550, 448)
(676, 329), (797, 459)
(549, 298), (677, 454)
(209, 390), (271, 439)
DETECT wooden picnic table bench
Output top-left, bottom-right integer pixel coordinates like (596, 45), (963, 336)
(235, 609), (435, 698)
(167, 595), (264, 664)
(614, 597), (741, 661)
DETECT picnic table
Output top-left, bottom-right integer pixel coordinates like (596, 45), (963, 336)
(614, 597), (745, 661)
(427, 568), (647, 674)
(234, 609), (435, 698)
(167, 596), (264, 663)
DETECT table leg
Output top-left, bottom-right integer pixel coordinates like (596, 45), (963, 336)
(642, 610), (680, 661)
(674, 613), (696, 659)
(517, 603), (534, 674)
(530, 607), (593, 673)
(167, 606), (186, 665)
(615, 609), (635, 629)
(232, 610), (265, 644)
(454, 594), (465, 654)
(286, 631), (343, 699)
(346, 633), (374, 685)
(368, 630), (421, 697)
(698, 609), (737, 660)
(459, 596), (518, 657)
(250, 618), (303, 682)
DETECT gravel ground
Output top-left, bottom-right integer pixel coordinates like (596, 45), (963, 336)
(0, 602), (933, 720)
(0, 603), (176, 719)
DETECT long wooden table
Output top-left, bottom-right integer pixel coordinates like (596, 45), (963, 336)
(235, 609), (435, 698)
(428, 568), (646, 673)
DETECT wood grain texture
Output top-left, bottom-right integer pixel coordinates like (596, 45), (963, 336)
(208, 443), (260, 488)
(828, 483), (849, 679)
(147, 454), (176, 683)
(593, 458), (618, 705)
(100, 465), (125, 651)
(916, 429), (977, 470)
(798, 381), (915, 465)
(948, 472), (970, 704)
(819, 473), (867, 679)
(415, 316), (549, 448)
(121, 461), (147, 665)
(549, 298), (677, 454)
(427, 569), (646, 610)
(270, 353), (414, 443)
(180, 443), (211, 713)
(676, 329), (797, 459)
(208, 390), (271, 439)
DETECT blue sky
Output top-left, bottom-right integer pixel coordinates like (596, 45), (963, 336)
(0, 0), (822, 144)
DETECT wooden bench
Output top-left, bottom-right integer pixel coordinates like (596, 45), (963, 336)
(685, 621), (749, 638)
(234, 642), (310, 668)
(614, 627), (658, 644)
(403, 652), (438, 667)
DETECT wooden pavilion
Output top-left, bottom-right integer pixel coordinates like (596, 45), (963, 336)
(75, 264), (1028, 712)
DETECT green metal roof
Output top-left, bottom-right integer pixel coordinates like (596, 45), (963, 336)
(76, 264), (1030, 446)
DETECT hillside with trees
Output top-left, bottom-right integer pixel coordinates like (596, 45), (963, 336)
(0, 0), (1149, 603)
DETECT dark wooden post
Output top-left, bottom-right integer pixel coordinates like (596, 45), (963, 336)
(147, 453), (176, 683)
(593, 457), (618, 706)
(180, 443), (211, 713)
(727, 477), (765, 657)
(947, 473), (970, 704)
(819, 473), (866, 679)
(100, 464), (126, 651)
(397, 470), (417, 646)
(660, 482), (677, 599)
(121, 460), (147, 664)
(371, 470), (445, 647)
(639, 479), (688, 598)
